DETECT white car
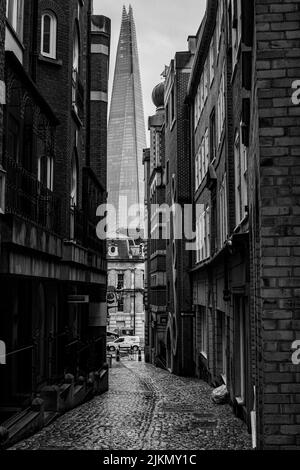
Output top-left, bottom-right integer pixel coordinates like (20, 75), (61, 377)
(107, 336), (141, 352)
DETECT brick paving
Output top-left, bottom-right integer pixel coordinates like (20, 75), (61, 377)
(11, 360), (252, 450)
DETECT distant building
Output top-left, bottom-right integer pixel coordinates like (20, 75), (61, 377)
(107, 5), (146, 230)
(144, 82), (167, 366)
(107, 6), (146, 339)
(0, 0), (110, 442)
(107, 238), (145, 339)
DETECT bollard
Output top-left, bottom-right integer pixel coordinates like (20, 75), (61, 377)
(138, 348), (142, 362)
(116, 348), (120, 362)
(108, 355), (112, 368)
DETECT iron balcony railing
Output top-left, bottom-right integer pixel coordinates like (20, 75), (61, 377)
(4, 155), (62, 235)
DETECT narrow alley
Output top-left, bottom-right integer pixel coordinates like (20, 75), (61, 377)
(11, 360), (252, 451)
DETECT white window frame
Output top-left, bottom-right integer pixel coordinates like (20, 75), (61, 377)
(217, 63), (226, 145)
(41, 11), (57, 59)
(209, 36), (215, 87)
(234, 123), (248, 226)
(221, 312), (227, 382)
(232, 0), (242, 68)
(215, 0), (223, 58)
(196, 204), (210, 263)
(200, 307), (208, 357)
(219, 173), (228, 247)
(6, 0), (24, 40)
(235, 297), (246, 404)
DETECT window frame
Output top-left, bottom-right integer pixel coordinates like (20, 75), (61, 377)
(41, 11), (57, 59)
(219, 173), (228, 247)
(6, 0), (24, 40)
(234, 123), (248, 226)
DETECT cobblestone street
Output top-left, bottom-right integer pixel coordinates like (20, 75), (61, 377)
(11, 360), (251, 450)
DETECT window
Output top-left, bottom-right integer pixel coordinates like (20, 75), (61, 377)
(234, 296), (247, 403)
(37, 154), (53, 191)
(166, 160), (169, 185)
(198, 306), (207, 356)
(196, 204), (210, 263)
(117, 273), (124, 290)
(6, 0), (24, 39)
(219, 173), (228, 247)
(117, 297), (124, 312)
(170, 87), (175, 126)
(234, 124), (248, 225)
(72, 24), (80, 109)
(210, 109), (216, 161)
(70, 151), (78, 207)
(209, 36), (215, 86)
(217, 311), (227, 381)
(215, 0), (223, 57)
(195, 131), (209, 191)
(217, 63), (226, 144)
(204, 60), (208, 103)
(41, 11), (57, 59)
(166, 103), (169, 127)
(232, 0), (242, 66)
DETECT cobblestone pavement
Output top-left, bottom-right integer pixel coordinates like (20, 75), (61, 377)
(11, 360), (252, 450)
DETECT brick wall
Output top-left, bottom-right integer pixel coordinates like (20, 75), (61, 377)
(250, 0), (300, 450)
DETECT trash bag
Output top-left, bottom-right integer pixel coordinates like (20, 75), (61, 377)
(211, 385), (229, 405)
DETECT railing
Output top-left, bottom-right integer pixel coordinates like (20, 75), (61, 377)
(70, 167), (105, 256)
(72, 68), (84, 121)
(4, 155), (62, 234)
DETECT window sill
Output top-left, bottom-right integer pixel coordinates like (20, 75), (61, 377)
(38, 55), (62, 67)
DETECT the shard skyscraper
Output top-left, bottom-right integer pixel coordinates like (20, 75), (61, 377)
(107, 5), (146, 235)
(107, 6), (146, 340)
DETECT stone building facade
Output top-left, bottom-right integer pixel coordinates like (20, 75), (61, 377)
(0, 0), (110, 442)
(107, 239), (145, 340)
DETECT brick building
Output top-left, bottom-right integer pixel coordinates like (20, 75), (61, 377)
(0, 0), (110, 444)
(0, 0), (4, 168)
(143, 147), (151, 362)
(164, 49), (195, 376)
(144, 0), (300, 450)
(188, 0), (252, 428)
(144, 82), (168, 367)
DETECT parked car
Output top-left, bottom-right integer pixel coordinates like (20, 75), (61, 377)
(107, 336), (141, 352)
(107, 331), (119, 342)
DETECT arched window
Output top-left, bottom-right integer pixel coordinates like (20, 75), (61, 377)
(73, 24), (80, 72)
(70, 151), (78, 207)
(41, 11), (57, 59)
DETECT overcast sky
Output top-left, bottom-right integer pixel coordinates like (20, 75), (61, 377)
(93, 0), (206, 144)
